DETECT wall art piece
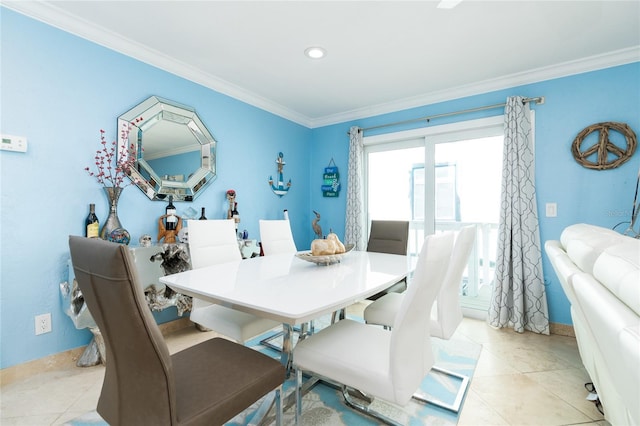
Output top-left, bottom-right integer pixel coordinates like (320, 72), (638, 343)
(268, 152), (292, 197)
(571, 122), (637, 170)
(322, 158), (341, 197)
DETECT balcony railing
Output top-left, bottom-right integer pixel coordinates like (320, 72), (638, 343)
(407, 220), (498, 309)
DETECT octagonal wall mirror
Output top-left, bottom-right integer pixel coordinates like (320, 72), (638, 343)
(118, 96), (217, 201)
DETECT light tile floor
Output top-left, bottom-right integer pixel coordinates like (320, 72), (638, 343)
(1, 308), (609, 426)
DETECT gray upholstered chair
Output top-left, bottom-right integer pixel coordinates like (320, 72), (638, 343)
(293, 232), (454, 425)
(363, 225), (477, 412)
(366, 220), (410, 300)
(69, 235), (285, 425)
(259, 219), (297, 255)
(187, 219), (280, 342)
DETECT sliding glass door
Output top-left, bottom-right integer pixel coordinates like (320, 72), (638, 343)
(364, 116), (504, 315)
(366, 142), (428, 257)
(433, 136), (502, 311)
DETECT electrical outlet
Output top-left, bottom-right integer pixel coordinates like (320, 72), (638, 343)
(35, 313), (52, 335)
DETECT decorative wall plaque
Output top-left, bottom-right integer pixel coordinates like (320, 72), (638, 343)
(571, 122), (636, 170)
(321, 158), (341, 197)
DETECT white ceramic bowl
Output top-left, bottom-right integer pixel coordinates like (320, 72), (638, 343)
(295, 243), (355, 265)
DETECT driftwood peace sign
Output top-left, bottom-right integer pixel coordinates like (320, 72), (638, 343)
(572, 122), (637, 170)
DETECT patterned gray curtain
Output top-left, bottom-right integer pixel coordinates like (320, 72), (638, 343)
(345, 126), (366, 250)
(488, 96), (550, 334)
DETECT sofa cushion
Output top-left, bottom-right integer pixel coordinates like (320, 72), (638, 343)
(593, 238), (640, 317)
(560, 223), (623, 275)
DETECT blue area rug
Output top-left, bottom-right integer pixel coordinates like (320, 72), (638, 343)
(66, 318), (481, 425)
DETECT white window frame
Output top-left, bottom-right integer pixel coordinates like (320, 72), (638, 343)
(364, 115), (515, 318)
(363, 115), (505, 237)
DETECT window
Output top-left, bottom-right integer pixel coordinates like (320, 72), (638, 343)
(364, 116), (504, 315)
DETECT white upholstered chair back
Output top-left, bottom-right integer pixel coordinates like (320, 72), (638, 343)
(259, 219), (297, 256)
(187, 219), (241, 268)
(186, 219), (279, 342)
(430, 225), (476, 340)
(390, 231), (454, 402)
(187, 219), (241, 320)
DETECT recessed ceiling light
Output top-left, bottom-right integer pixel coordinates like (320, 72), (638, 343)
(304, 47), (326, 59)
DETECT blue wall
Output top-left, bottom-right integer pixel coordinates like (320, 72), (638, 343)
(2, 8), (639, 369)
(0, 9), (311, 369)
(310, 63), (640, 329)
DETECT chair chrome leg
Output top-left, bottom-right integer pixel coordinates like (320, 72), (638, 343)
(331, 308), (346, 324)
(281, 324), (293, 372)
(412, 365), (470, 413)
(341, 386), (403, 426)
(295, 368), (303, 426)
(247, 386), (280, 426)
(260, 322), (313, 352)
(274, 386), (282, 426)
(298, 322), (310, 342)
(347, 388), (373, 404)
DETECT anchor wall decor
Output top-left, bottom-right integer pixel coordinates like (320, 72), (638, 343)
(268, 151), (292, 197)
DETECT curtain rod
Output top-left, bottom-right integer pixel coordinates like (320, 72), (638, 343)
(352, 96), (545, 135)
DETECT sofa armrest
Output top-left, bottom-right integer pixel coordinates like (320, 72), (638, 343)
(572, 272), (640, 425)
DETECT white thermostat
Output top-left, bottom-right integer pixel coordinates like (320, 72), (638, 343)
(1, 134), (28, 153)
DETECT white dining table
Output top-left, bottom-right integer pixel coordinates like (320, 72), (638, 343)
(159, 250), (410, 370)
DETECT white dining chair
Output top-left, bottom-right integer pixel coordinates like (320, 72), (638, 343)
(187, 219), (280, 343)
(363, 225), (476, 412)
(293, 231), (454, 425)
(259, 219), (297, 255)
(258, 218), (305, 350)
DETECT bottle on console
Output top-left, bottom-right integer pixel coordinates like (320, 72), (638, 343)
(199, 207), (207, 220)
(85, 203), (99, 238)
(232, 202), (240, 230)
(165, 195), (177, 231)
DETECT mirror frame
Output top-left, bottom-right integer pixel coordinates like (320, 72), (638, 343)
(118, 96), (217, 201)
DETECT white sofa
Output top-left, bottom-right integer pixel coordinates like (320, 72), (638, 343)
(545, 224), (640, 425)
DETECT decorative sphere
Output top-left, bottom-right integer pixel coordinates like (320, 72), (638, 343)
(108, 228), (131, 245)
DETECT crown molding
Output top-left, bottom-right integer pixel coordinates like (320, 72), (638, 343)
(4, 2), (638, 130)
(2, 1), (314, 127)
(309, 46), (640, 128)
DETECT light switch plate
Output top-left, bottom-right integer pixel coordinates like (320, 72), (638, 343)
(545, 202), (557, 217)
(1, 134), (28, 153)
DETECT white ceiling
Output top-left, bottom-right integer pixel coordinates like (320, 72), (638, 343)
(4, 1), (640, 128)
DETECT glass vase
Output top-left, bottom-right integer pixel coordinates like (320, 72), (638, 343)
(100, 187), (123, 240)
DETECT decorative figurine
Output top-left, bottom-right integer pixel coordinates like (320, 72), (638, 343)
(226, 189), (241, 231)
(226, 189), (236, 219)
(157, 214), (183, 244)
(312, 210), (323, 239)
(139, 234), (153, 247)
(269, 152), (292, 197)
